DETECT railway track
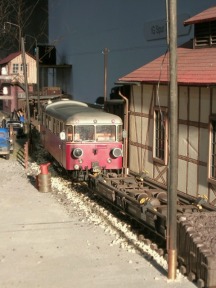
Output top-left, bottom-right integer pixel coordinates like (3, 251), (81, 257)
(88, 172), (216, 288)
(28, 127), (216, 287)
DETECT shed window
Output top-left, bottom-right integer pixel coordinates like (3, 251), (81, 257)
(20, 64), (28, 75)
(12, 64), (19, 74)
(153, 107), (168, 165)
(208, 117), (216, 183)
(194, 21), (216, 47)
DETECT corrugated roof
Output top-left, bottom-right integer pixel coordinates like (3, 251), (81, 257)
(0, 51), (35, 65)
(184, 5), (216, 25)
(118, 40), (216, 85)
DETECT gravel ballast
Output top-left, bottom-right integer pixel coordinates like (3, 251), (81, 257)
(0, 149), (196, 288)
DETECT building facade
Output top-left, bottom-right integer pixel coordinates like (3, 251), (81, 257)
(118, 6), (216, 205)
(0, 52), (36, 113)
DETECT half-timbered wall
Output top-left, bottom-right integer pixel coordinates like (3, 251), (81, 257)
(129, 84), (216, 204)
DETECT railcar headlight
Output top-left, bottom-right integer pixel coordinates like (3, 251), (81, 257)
(111, 148), (122, 158)
(107, 158), (112, 163)
(74, 164), (80, 170)
(73, 148), (83, 158)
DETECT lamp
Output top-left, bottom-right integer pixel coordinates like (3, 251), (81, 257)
(4, 22), (21, 51)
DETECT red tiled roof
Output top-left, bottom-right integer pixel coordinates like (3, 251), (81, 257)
(184, 5), (216, 25)
(0, 51), (35, 65)
(0, 52), (21, 65)
(118, 41), (216, 85)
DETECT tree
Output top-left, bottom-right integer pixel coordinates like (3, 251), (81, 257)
(0, 0), (48, 57)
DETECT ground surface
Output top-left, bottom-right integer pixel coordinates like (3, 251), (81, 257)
(0, 126), (196, 288)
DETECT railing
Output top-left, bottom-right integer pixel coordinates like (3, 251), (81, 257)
(0, 74), (24, 83)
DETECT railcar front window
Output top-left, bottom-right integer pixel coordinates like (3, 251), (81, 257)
(96, 125), (116, 142)
(74, 125), (94, 141)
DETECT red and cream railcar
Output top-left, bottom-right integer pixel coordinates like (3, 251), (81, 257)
(40, 100), (123, 180)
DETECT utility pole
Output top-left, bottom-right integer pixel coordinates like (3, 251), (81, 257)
(21, 37), (31, 134)
(167, 0), (178, 280)
(4, 22), (21, 51)
(103, 48), (109, 105)
(25, 35), (40, 120)
(36, 46), (40, 120)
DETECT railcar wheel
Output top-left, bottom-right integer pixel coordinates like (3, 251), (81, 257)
(157, 248), (164, 256)
(137, 193), (148, 204)
(138, 234), (145, 241)
(188, 272), (196, 281)
(179, 265), (186, 275)
(197, 279), (205, 288)
(164, 253), (168, 261)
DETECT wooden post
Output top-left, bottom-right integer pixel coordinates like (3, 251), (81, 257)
(167, 0), (178, 280)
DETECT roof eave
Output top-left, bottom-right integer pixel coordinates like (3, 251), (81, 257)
(118, 79), (216, 87)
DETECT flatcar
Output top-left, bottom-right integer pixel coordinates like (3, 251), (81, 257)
(40, 100), (123, 180)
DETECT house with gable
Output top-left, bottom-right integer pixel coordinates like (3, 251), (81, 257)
(0, 51), (36, 114)
(118, 6), (216, 205)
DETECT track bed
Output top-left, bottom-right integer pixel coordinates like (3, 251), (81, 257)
(88, 173), (216, 288)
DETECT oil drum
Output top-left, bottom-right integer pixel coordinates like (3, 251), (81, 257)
(37, 173), (52, 193)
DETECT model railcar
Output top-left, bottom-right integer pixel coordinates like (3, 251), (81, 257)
(40, 100), (123, 180)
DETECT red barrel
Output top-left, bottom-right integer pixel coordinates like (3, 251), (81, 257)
(40, 163), (50, 175)
(36, 162), (52, 193)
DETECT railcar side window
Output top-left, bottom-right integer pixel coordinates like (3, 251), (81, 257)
(66, 125), (73, 141)
(45, 115), (49, 128)
(48, 116), (53, 131)
(208, 117), (216, 183)
(117, 125), (123, 141)
(60, 122), (64, 132)
(96, 125), (116, 142)
(153, 107), (168, 165)
(74, 125), (94, 141)
(53, 118), (56, 134)
(56, 121), (60, 134)
(41, 112), (45, 125)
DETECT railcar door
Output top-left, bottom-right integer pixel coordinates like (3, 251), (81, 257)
(60, 125), (72, 169)
(58, 122), (66, 168)
(60, 137), (66, 168)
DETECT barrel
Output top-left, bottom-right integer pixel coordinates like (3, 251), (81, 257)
(37, 173), (52, 193)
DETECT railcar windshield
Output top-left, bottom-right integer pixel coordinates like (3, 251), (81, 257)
(96, 125), (116, 142)
(65, 124), (122, 142)
(74, 125), (94, 141)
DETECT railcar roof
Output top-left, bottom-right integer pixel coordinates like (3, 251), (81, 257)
(45, 100), (122, 125)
